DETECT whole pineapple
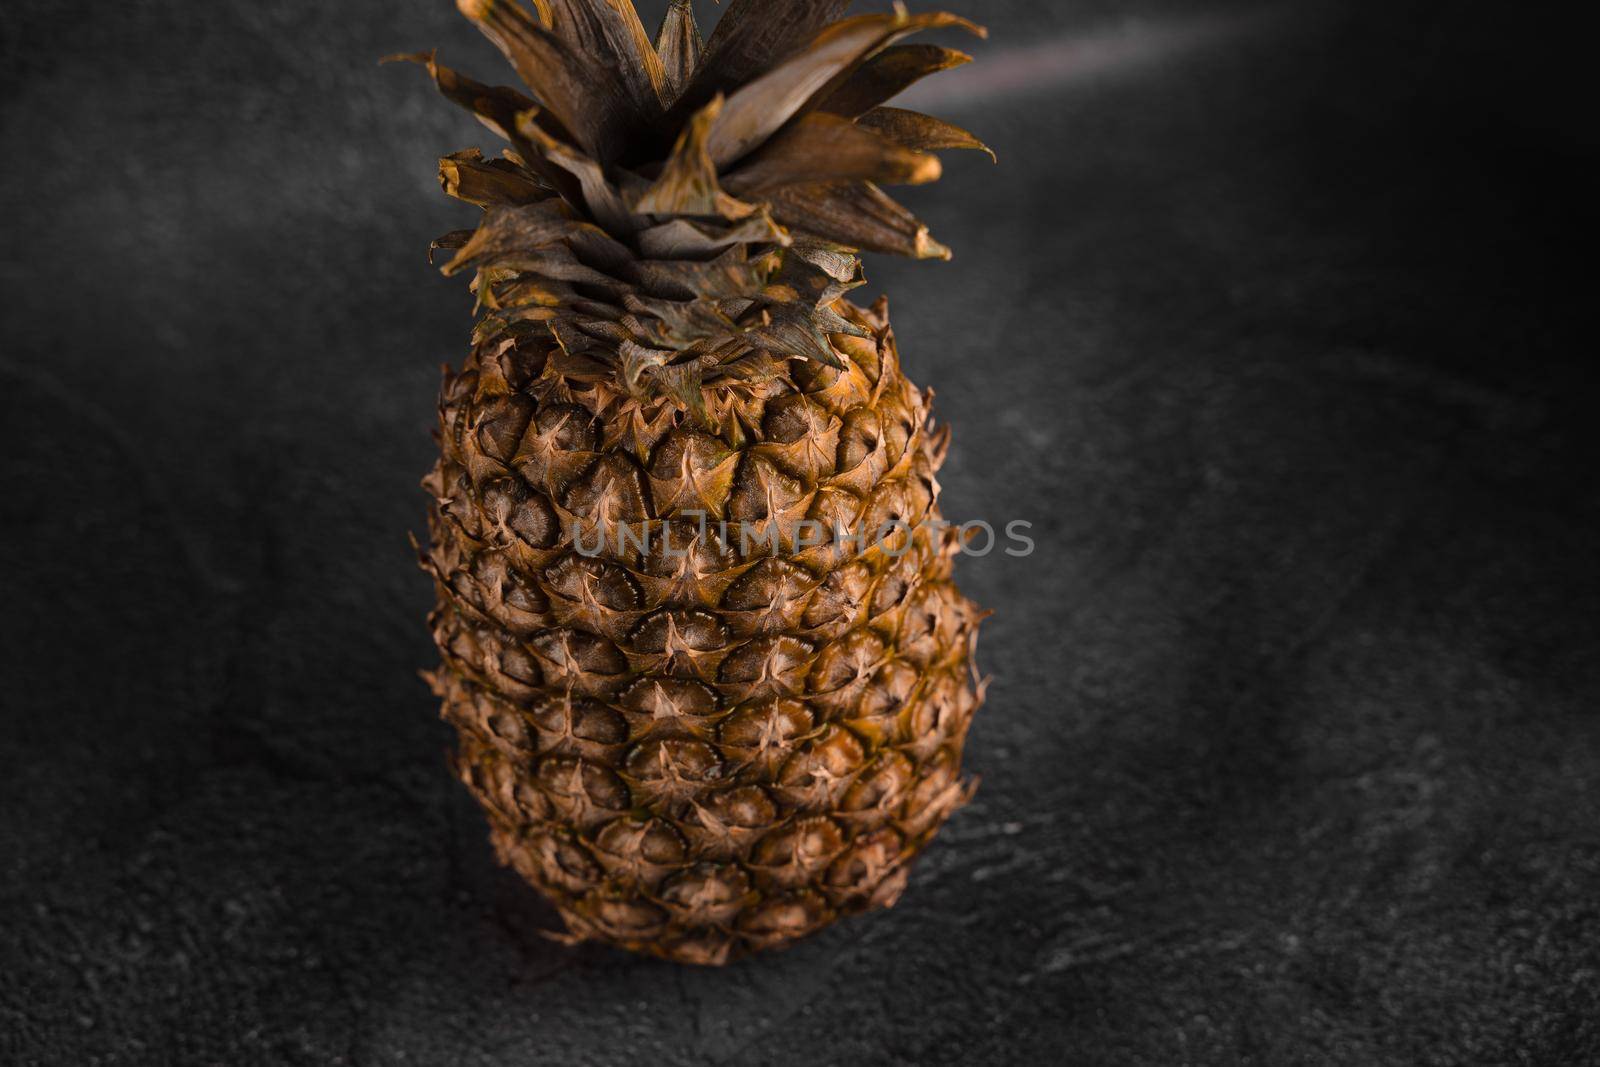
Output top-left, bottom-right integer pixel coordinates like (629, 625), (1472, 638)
(407, 0), (991, 964)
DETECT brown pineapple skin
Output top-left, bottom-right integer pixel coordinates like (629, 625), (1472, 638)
(423, 298), (985, 965)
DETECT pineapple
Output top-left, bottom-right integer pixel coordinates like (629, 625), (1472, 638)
(405, 0), (991, 964)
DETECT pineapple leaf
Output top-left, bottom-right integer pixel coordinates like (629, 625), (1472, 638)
(539, 0), (669, 114)
(634, 245), (769, 303)
(635, 213), (789, 259)
(816, 44), (972, 118)
(767, 181), (950, 260)
(619, 338), (678, 396)
(857, 106), (995, 161)
(634, 95), (755, 220)
(655, 0), (702, 104)
(457, 0), (646, 163)
(439, 150), (554, 207)
(723, 112), (942, 195)
(676, 0), (852, 111)
(624, 292), (739, 348)
(428, 229), (476, 265)
(514, 110), (639, 234)
(741, 302), (849, 368)
(641, 358), (710, 424)
(440, 199), (580, 275)
(493, 244), (629, 291)
(702, 9), (985, 170)
(388, 52), (580, 194)
(777, 237), (868, 306)
(385, 51), (536, 140)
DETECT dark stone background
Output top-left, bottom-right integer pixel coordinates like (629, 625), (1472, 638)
(2, 1), (1596, 1063)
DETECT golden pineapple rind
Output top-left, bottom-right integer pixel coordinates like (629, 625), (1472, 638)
(423, 300), (985, 963)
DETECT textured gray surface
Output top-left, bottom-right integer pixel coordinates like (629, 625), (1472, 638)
(2, 1), (1597, 1064)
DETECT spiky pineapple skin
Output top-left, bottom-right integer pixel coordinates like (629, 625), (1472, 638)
(422, 297), (984, 964)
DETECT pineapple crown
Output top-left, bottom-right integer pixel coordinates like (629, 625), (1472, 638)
(392, 0), (988, 419)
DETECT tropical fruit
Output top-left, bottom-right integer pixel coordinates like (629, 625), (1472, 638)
(407, 0), (991, 964)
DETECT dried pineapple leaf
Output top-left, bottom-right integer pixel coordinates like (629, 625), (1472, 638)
(704, 9), (986, 170)
(559, 224), (638, 275)
(473, 304), (563, 345)
(655, 0), (702, 105)
(634, 94), (723, 215)
(456, 0), (644, 163)
(624, 292), (738, 348)
(636, 212), (789, 259)
(633, 95), (757, 220)
(387, 52), (586, 198)
(724, 112), (942, 195)
(441, 199), (581, 275)
(569, 317), (633, 345)
(514, 110), (638, 234)
(547, 317), (616, 360)
(788, 237), (862, 283)
(817, 44), (972, 118)
(618, 338), (681, 398)
(742, 302), (851, 368)
(641, 358), (710, 424)
(487, 275), (594, 311)
(540, 0), (668, 115)
(429, 229), (476, 265)
(439, 150), (553, 206)
(812, 302), (870, 338)
(384, 51), (537, 140)
(677, 0), (851, 110)
(857, 106), (995, 161)
(777, 237), (867, 306)
(493, 243), (631, 291)
(634, 245), (770, 302)
(767, 181), (950, 260)
(710, 347), (788, 383)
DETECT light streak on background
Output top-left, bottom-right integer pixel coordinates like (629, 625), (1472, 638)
(900, 6), (1305, 112)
